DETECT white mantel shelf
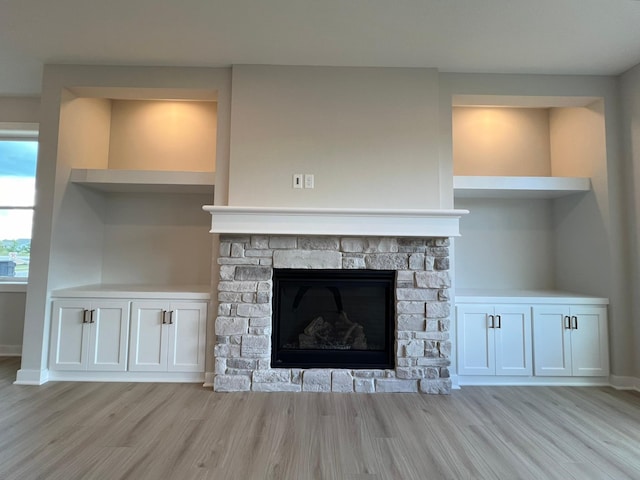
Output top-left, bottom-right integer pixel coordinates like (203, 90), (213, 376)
(203, 206), (469, 237)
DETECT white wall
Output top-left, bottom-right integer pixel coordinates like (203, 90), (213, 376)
(453, 107), (552, 176)
(108, 100), (217, 172)
(0, 95), (39, 356)
(454, 198), (555, 290)
(228, 66), (443, 209)
(101, 193), (212, 285)
(620, 63), (640, 380)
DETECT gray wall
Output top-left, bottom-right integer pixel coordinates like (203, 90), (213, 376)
(620, 62), (640, 380)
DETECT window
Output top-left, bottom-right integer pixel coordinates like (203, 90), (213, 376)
(0, 126), (38, 281)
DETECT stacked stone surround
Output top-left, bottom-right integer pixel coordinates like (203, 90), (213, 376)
(214, 235), (452, 394)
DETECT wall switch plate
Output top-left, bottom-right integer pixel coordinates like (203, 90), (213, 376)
(293, 174), (303, 189)
(304, 174), (314, 189)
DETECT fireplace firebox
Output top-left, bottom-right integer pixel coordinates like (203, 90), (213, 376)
(271, 269), (395, 369)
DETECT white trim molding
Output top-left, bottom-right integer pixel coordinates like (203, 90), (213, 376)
(0, 344), (22, 356)
(610, 375), (640, 391)
(203, 371), (215, 388)
(203, 206), (469, 237)
(14, 368), (49, 385)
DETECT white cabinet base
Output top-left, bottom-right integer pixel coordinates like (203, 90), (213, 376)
(457, 375), (610, 387)
(47, 370), (205, 383)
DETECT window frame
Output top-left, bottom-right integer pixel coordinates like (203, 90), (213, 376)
(0, 122), (39, 284)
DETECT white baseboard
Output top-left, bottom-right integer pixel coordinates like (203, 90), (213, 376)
(203, 371), (215, 388)
(0, 344), (22, 356)
(457, 375), (610, 387)
(14, 368), (49, 385)
(47, 370), (205, 383)
(451, 374), (460, 390)
(609, 375), (640, 391)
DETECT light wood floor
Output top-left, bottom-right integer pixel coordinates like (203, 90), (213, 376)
(0, 358), (639, 480)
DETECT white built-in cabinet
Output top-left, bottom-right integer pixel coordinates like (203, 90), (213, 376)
(532, 305), (609, 377)
(50, 299), (130, 371)
(455, 294), (609, 385)
(45, 89), (217, 383)
(452, 96), (612, 385)
(457, 304), (532, 376)
(48, 286), (209, 382)
(129, 300), (207, 373)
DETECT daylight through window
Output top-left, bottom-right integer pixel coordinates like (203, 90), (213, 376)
(0, 139), (38, 280)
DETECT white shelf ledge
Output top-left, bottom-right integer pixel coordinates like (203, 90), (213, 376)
(70, 169), (215, 194)
(454, 176), (591, 199)
(203, 206), (469, 237)
(51, 284), (211, 300)
(455, 288), (608, 305)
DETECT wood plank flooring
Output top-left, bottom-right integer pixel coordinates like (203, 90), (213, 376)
(0, 357), (639, 479)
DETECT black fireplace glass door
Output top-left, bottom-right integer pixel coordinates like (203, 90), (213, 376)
(272, 269), (395, 369)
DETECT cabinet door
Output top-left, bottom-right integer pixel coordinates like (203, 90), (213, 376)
(167, 302), (207, 372)
(494, 305), (532, 376)
(50, 300), (90, 370)
(532, 306), (572, 376)
(129, 301), (168, 372)
(456, 304), (495, 375)
(87, 301), (130, 371)
(570, 306), (609, 376)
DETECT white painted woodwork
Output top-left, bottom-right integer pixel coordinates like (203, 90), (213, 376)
(457, 304), (494, 375)
(455, 289), (609, 305)
(129, 300), (207, 373)
(532, 306), (572, 376)
(532, 305), (609, 377)
(167, 302), (207, 372)
(70, 168), (216, 194)
(129, 302), (167, 372)
(453, 175), (591, 199)
(204, 206), (468, 237)
(457, 303), (531, 376)
(52, 284), (210, 300)
(50, 300), (129, 372)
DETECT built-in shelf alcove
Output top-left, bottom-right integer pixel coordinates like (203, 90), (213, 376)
(452, 94), (608, 297)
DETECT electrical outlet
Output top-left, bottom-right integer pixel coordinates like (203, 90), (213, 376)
(304, 174), (314, 189)
(293, 174), (303, 189)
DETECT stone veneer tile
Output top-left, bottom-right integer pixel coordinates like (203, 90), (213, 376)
(214, 234), (452, 395)
(273, 250), (342, 269)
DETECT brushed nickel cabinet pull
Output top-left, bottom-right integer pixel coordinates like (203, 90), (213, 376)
(168, 310), (174, 325)
(161, 310), (166, 324)
(488, 314), (495, 329)
(496, 315), (502, 329)
(89, 309), (95, 323)
(82, 309), (89, 324)
(565, 315), (571, 329)
(572, 316), (578, 330)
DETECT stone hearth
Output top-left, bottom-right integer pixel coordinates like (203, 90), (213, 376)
(213, 235), (452, 394)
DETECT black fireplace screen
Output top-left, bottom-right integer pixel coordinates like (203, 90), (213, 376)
(271, 269), (395, 369)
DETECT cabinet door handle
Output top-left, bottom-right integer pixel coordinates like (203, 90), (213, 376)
(496, 315), (501, 329)
(168, 310), (174, 325)
(572, 316), (578, 330)
(564, 315), (571, 329)
(89, 309), (95, 323)
(488, 314), (495, 329)
(161, 310), (166, 324)
(82, 309), (89, 324)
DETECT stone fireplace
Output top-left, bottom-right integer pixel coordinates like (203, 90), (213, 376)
(205, 206), (467, 394)
(213, 234), (453, 393)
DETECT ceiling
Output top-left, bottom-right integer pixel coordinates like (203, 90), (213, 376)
(1, 0), (640, 96)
